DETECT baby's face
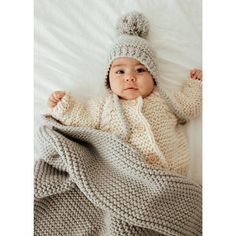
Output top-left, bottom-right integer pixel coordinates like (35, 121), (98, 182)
(109, 57), (155, 100)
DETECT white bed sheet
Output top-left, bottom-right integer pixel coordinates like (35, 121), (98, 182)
(34, 0), (202, 183)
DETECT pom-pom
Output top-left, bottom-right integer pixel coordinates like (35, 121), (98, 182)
(116, 11), (149, 38)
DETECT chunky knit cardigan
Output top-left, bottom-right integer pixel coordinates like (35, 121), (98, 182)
(50, 78), (202, 176)
(34, 116), (202, 236)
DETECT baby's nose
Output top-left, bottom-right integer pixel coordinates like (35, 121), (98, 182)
(125, 75), (136, 82)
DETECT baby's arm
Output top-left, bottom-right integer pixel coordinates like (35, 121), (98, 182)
(48, 91), (103, 128)
(164, 69), (202, 122)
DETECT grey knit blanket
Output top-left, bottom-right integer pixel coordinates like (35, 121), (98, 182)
(34, 116), (202, 236)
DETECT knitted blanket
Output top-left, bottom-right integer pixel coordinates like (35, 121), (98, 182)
(34, 116), (202, 236)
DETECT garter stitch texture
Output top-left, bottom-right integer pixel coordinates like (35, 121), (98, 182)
(49, 11), (202, 175)
(51, 78), (202, 176)
(34, 116), (202, 236)
(38, 11), (202, 236)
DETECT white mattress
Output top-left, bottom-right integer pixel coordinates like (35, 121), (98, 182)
(34, 0), (202, 183)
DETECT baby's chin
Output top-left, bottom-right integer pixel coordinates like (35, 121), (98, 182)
(118, 90), (153, 100)
(119, 94), (140, 100)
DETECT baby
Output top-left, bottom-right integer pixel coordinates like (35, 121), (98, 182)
(48, 12), (202, 176)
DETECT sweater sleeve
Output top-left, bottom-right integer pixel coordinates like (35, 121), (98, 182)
(49, 93), (104, 128)
(162, 78), (202, 122)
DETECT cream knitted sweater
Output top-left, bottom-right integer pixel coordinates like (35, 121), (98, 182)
(51, 78), (202, 176)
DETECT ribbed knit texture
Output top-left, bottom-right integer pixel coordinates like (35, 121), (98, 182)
(50, 78), (202, 176)
(34, 116), (202, 236)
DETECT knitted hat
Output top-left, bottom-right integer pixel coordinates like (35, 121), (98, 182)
(105, 11), (158, 89)
(103, 12), (187, 139)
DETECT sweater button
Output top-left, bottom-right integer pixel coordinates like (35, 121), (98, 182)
(146, 155), (159, 165)
(137, 123), (146, 132)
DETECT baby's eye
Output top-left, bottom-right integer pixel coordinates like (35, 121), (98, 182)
(136, 68), (146, 73)
(116, 70), (125, 74)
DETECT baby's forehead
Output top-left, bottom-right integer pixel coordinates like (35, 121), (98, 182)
(111, 57), (145, 67)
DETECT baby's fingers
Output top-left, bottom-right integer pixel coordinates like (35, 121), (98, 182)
(190, 69), (198, 78)
(193, 71), (202, 80)
(190, 69), (202, 80)
(48, 91), (65, 108)
(50, 95), (59, 103)
(48, 99), (57, 108)
(54, 91), (65, 99)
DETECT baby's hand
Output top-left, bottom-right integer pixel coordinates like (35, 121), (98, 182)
(48, 91), (66, 108)
(190, 69), (202, 81)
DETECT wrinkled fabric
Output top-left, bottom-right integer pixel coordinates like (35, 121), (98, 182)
(34, 116), (202, 236)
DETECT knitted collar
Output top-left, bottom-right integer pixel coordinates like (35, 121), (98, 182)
(112, 85), (158, 141)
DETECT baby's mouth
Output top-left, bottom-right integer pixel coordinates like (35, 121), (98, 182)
(124, 87), (138, 91)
